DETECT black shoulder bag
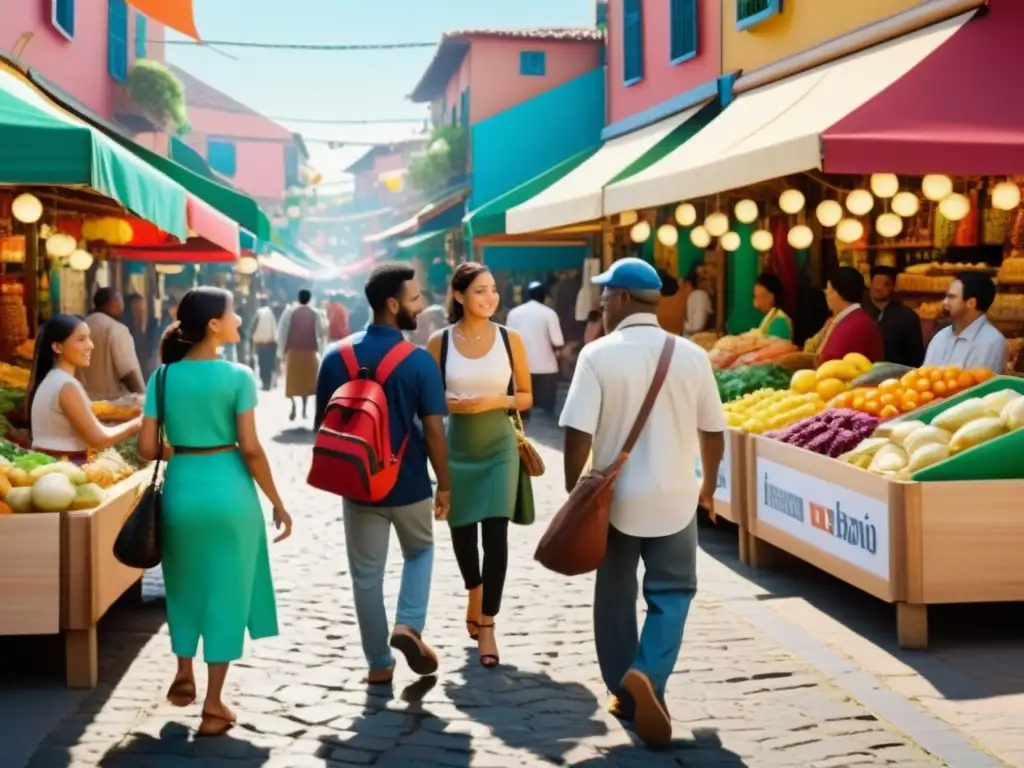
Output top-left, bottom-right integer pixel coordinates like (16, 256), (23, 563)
(113, 365), (166, 569)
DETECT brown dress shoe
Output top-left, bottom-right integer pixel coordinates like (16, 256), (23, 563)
(620, 669), (672, 748)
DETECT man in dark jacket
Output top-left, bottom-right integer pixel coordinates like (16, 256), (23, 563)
(863, 266), (925, 367)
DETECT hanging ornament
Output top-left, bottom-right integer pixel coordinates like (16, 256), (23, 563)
(704, 212), (729, 237)
(845, 189), (874, 216)
(922, 174), (953, 202)
(835, 219), (864, 244)
(656, 224), (678, 247)
(869, 174), (899, 199)
(674, 203), (697, 227)
(875, 212), (903, 238)
(750, 229), (774, 252)
(734, 199), (758, 224)
(816, 200), (843, 227)
(991, 181), (1022, 211)
(891, 191), (920, 218)
(938, 193), (970, 222)
(720, 231), (741, 252)
(630, 221), (652, 243)
(786, 225), (813, 250)
(689, 225), (711, 249)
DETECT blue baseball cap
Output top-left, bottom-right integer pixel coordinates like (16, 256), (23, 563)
(591, 257), (662, 292)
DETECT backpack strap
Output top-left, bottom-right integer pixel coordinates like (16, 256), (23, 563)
(375, 340), (417, 384)
(440, 329), (450, 391)
(339, 341), (360, 379)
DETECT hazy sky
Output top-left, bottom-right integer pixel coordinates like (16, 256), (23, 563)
(166, 0), (597, 187)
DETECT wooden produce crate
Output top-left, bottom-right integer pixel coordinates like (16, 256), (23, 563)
(695, 427), (752, 563)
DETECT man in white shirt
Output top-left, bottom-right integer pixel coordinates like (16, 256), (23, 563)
(559, 257), (725, 748)
(250, 296), (279, 391)
(505, 281), (564, 419)
(683, 270), (713, 335)
(923, 271), (1006, 374)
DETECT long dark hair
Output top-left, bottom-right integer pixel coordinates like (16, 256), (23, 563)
(160, 287), (232, 364)
(29, 313), (85, 429)
(447, 261), (490, 324)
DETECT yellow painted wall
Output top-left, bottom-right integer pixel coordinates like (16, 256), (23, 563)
(723, 0), (930, 74)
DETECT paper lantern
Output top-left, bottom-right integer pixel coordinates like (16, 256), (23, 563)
(734, 199), (759, 224)
(689, 225), (711, 248)
(922, 174), (953, 202)
(154, 264), (185, 276)
(992, 181), (1022, 211)
(875, 212), (903, 238)
(67, 249), (94, 271)
(704, 212), (729, 237)
(816, 200), (843, 227)
(45, 233), (77, 259)
(787, 225), (813, 250)
(630, 221), (651, 243)
(750, 229), (774, 252)
(674, 203), (697, 227)
(835, 218), (864, 244)
(845, 189), (874, 216)
(12, 193), (43, 224)
(236, 255), (259, 275)
(869, 174), (899, 199)
(656, 224), (678, 247)
(619, 210), (639, 226)
(891, 191), (920, 218)
(720, 231), (741, 252)
(779, 189), (805, 214)
(938, 192), (970, 222)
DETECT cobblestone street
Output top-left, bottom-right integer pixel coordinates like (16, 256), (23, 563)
(8, 396), (1003, 767)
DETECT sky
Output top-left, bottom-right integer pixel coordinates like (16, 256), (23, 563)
(166, 0), (597, 189)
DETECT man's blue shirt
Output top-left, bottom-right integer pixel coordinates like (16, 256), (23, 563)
(315, 325), (446, 508)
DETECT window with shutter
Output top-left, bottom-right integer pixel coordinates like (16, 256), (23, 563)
(622, 0), (643, 86)
(208, 140), (237, 177)
(284, 145), (300, 188)
(107, 0), (129, 83)
(519, 51), (546, 77)
(460, 88), (470, 127)
(670, 0), (698, 64)
(51, 0), (76, 40)
(736, 0), (782, 31)
(135, 13), (147, 59)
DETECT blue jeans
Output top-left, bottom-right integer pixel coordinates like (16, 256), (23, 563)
(343, 498), (434, 671)
(594, 518), (698, 702)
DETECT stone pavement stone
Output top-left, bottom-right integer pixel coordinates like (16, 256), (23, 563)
(12, 394), (989, 767)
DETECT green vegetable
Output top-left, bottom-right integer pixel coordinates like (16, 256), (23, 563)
(852, 363), (913, 388)
(0, 438), (28, 461)
(114, 435), (145, 469)
(32, 473), (77, 512)
(715, 363), (792, 404)
(12, 453), (57, 471)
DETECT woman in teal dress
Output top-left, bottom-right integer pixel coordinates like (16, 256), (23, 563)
(753, 273), (794, 341)
(139, 287), (292, 738)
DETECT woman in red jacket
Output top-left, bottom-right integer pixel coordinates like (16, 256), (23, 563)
(816, 267), (885, 364)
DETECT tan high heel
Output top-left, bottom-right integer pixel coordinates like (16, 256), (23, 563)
(466, 585), (483, 639)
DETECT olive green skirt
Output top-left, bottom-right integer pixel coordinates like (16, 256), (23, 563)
(447, 411), (519, 528)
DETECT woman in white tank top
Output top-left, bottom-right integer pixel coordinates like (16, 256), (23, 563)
(29, 314), (142, 461)
(427, 263), (533, 669)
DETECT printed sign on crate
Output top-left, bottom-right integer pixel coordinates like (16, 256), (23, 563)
(693, 436), (731, 504)
(756, 458), (890, 580)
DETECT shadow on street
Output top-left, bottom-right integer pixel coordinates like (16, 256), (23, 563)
(97, 721), (271, 766)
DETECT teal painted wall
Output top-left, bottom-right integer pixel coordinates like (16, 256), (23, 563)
(482, 245), (587, 272)
(470, 68), (604, 208)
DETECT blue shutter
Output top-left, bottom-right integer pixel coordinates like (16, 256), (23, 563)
(107, 0), (129, 83)
(51, 0), (76, 39)
(134, 13), (147, 59)
(622, 0), (643, 85)
(208, 140), (237, 177)
(460, 88), (470, 127)
(284, 145), (300, 188)
(736, 0), (782, 30)
(519, 51), (546, 76)
(670, 0), (698, 64)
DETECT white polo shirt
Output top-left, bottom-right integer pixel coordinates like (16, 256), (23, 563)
(559, 313), (726, 538)
(505, 300), (564, 375)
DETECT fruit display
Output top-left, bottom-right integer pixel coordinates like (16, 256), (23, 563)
(851, 363), (915, 388)
(723, 388), (825, 434)
(789, 352), (873, 403)
(0, 282), (29, 359)
(826, 364), (994, 419)
(91, 399), (142, 423)
(0, 362), (29, 390)
(997, 257), (1024, 285)
(708, 334), (798, 370)
(714, 364), (791, 404)
(13, 337), (34, 361)
(766, 409), (880, 458)
(690, 332), (720, 352)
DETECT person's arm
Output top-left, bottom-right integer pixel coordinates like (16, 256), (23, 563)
(112, 326), (145, 394)
(418, 353), (451, 492)
(559, 352), (601, 492)
(695, 354), (727, 507)
(60, 383), (141, 452)
(547, 308), (565, 351)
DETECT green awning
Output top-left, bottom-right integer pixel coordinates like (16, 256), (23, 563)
(0, 61), (187, 240)
(395, 229), (446, 260)
(464, 147), (597, 239)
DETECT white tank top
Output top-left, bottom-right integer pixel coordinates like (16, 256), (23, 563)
(31, 369), (89, 453)
(445, 326), (513, 399)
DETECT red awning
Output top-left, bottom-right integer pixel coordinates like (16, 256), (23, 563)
(823, 1), (1024, 175)
(112, 238), (238, 264)
(187, 196), (240, 257)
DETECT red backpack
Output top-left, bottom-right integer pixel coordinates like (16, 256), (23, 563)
(307, 340), (416, 503)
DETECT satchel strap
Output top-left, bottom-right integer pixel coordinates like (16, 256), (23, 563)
(618, 335), (675, 460)
(151, 365), (167, 481)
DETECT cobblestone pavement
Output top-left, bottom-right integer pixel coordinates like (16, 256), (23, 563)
(14, 396), (997, 767)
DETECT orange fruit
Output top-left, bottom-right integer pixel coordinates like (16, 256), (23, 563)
(944, 378), (961, 395)
(969, 368), (994, 384)
(919, 391), (935, 404)
(901, 391), (920, 410)
(862, 400), (882, 415)
(929, 369), (945, 383)
(956, 371), (976, 390)
(901, 371), (920, 388)
(880, 404), (900, 419)
(931, 380), (947, 397)
(914, 377), (932, 392)
(918, 365), (937, 378)
(879, 393), (897, 407)
(864, 388), (879, 401)
(852, 396), (866, 411)
(878, 378), (902, 394)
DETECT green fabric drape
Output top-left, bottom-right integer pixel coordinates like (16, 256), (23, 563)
(726, 222), (763, 334)
(675, 229), (704, 279)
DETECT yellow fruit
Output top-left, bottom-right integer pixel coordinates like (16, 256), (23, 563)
(816, 360), (860, 382)
(843, 352), (873, 374)
(816, 378), (848, 401)
(790, 369), (818, 394)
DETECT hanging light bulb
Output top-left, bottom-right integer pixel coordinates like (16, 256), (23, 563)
(938, 192), (970, 222)
(704, 212), (729, 237)
(630, 220), (652, 243)
(674, 203), (696, 227)
(236, 255), (260, 275)
(656, 224), (678, 247)
(875, 212), (903, 238)
(11, 193), (43, 224)
(845, 189), (874, 216)
(734, 199), (758, 224)
(619, 210), (639, 226)
(992, 181), (1022, 211)
(814, 200), (841, 228)
(869, 174), (899, 199)
(891, 191), (920, 218)
(779, 189), (805, 214)
(45, 233), (77, 259)
(689, 225), (711, 249)
(835, 219), (864, 244)
(750, 229), (774, 252)
(922, 174), (953, 201)
(67, 249), (94, 271)
(787, 225), (813, 250)
(720, 231), (741, 252)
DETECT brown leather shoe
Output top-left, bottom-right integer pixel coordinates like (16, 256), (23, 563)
(620, 669), (671, 748)
(389, 625), (439, 676)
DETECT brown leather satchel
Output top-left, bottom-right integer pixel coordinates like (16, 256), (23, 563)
(534, 335), (676, 576)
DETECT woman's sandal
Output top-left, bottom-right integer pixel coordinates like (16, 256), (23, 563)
(466, 585), (483, 640)
(166, 677), (196, 707)
(477, 622), (500, 669)
(196, 710), (234, 738)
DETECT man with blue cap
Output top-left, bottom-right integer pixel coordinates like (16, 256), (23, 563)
(559, 257), (726, 748)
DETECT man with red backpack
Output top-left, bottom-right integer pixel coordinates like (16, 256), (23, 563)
(312, 262), (451, 684)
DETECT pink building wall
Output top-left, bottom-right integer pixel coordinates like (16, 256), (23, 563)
(605, 0), (721, 128)
(4, 0), (164, 120)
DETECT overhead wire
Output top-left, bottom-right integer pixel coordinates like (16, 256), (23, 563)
(154, 39), (436, 51)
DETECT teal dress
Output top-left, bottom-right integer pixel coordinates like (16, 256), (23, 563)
(145, 361), (278, 663)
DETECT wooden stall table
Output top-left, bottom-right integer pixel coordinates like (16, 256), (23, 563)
(745, 435), (1024, 649)
(695, 427), (753, 563)
(0, 470), (149, 687)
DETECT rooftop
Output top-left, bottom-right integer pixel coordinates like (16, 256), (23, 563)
(343, 136), (430, 174)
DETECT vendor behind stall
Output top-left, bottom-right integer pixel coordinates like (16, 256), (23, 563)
(814, 267), (885, 364)
(923, 271), (1006, 374)
(752, 273), (793, 341)
(29, 314), (142, 462)
(863, 266), (925, 368)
